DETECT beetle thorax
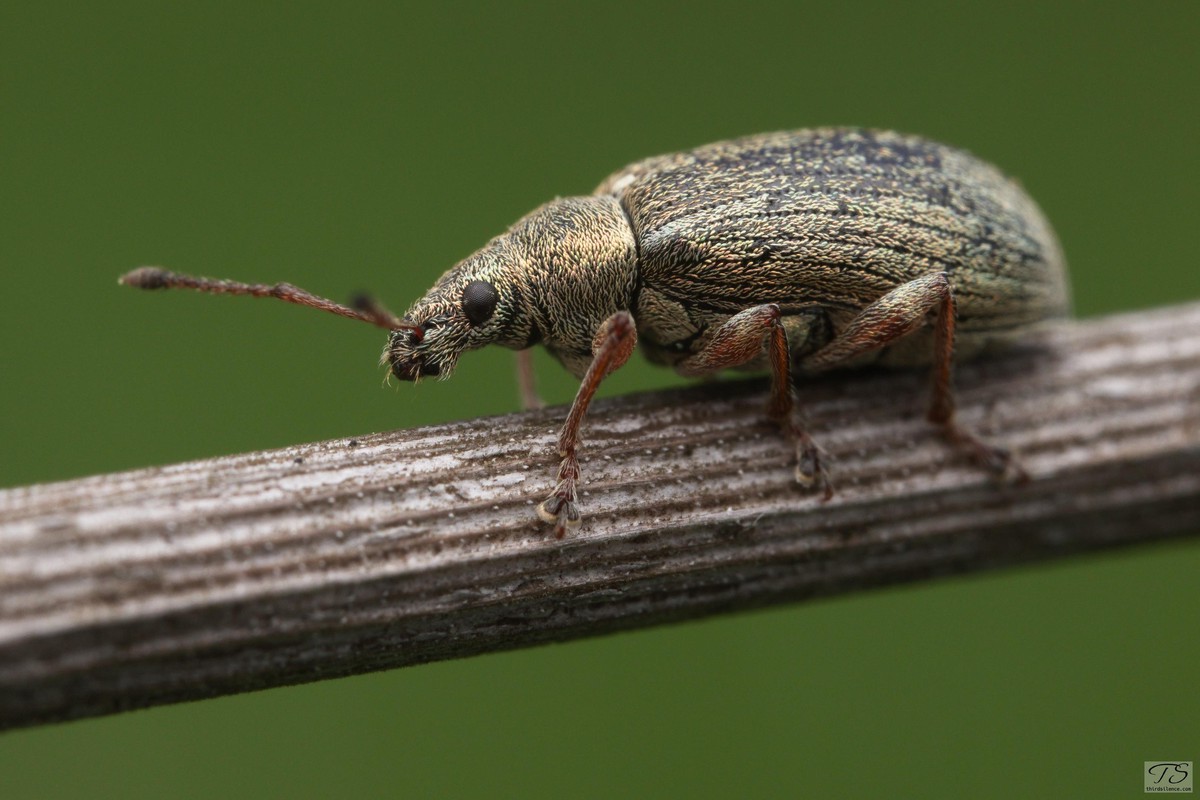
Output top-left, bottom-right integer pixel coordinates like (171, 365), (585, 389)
(508, 196), (639, 376)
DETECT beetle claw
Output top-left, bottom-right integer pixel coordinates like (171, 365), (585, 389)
(941, 422), (1029, 484)
(794, 440), (834, 500)
(777, 419), (834, 500)
(537, 480), (581, 537)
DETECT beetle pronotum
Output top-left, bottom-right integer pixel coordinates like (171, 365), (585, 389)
(122, 128), (1069, 537)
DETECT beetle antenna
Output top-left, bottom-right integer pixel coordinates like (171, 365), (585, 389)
(347, 291), (406, 331)
(119, 266), (420, 334)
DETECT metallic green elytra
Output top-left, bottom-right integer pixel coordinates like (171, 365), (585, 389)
(122, 128), (1070, 537)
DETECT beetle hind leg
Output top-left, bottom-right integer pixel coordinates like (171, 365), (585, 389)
(678, 304), (833, 497)
(802, 272), (1022, 480)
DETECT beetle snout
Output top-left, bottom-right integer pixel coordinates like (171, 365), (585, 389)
(389, 354), (441, 381)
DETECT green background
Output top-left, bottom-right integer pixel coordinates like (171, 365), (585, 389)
(2, 2), (1197, 797)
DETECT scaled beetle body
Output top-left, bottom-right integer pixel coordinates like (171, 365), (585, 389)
(605, 129), (1068, 374)
(123, 128), (1069, 537)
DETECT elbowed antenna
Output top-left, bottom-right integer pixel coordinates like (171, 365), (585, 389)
(118, 266), (422, 336)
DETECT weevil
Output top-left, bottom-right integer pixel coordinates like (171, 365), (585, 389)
(121, 128), (1069, 537)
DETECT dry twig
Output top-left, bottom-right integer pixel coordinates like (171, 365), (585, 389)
(2, 302), (1199, 730)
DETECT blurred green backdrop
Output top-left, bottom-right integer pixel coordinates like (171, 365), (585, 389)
(2, 1), (1197, 797)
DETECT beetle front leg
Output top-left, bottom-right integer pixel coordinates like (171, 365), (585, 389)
(536, 312), (638, 537)
(802, 272), (1020, 478)
(678, 304), (831, 497)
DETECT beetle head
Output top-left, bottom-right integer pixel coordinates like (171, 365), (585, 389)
(120, 196), (633, 387)
(385, 247), (527, 383)
(389, 195), (639, 382)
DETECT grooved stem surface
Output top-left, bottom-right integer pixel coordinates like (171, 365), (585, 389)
(2, 303), (1199, 730)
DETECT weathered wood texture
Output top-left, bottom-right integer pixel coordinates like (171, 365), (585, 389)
(2, 303), (1199, 730)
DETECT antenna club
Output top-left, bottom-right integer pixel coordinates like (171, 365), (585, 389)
(119, 267), (175, 290)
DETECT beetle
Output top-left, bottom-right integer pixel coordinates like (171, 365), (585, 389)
(121, 128), (1070, 537)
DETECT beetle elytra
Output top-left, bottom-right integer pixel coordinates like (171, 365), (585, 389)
(121, 128), (1070, 537)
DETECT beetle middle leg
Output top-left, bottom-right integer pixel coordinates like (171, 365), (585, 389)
(677, 304), (832, 497)
(802, 272), (1020, 477)
(537, 311), (638, 538)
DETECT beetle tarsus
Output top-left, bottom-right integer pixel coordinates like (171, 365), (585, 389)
(537, 454), (582, 537)
(940, 423), (1029, 484)
(536, 491), (580, 539)
(792, 428), (834, 500)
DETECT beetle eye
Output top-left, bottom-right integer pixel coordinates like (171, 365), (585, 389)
(462, 280), (498, 326)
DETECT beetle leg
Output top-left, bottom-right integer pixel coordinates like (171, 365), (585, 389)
(537, 311), (638, 537)
(677, 305), (831, 497)
(802, 272), (1021, 478)
(514, 349), (544, 410)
